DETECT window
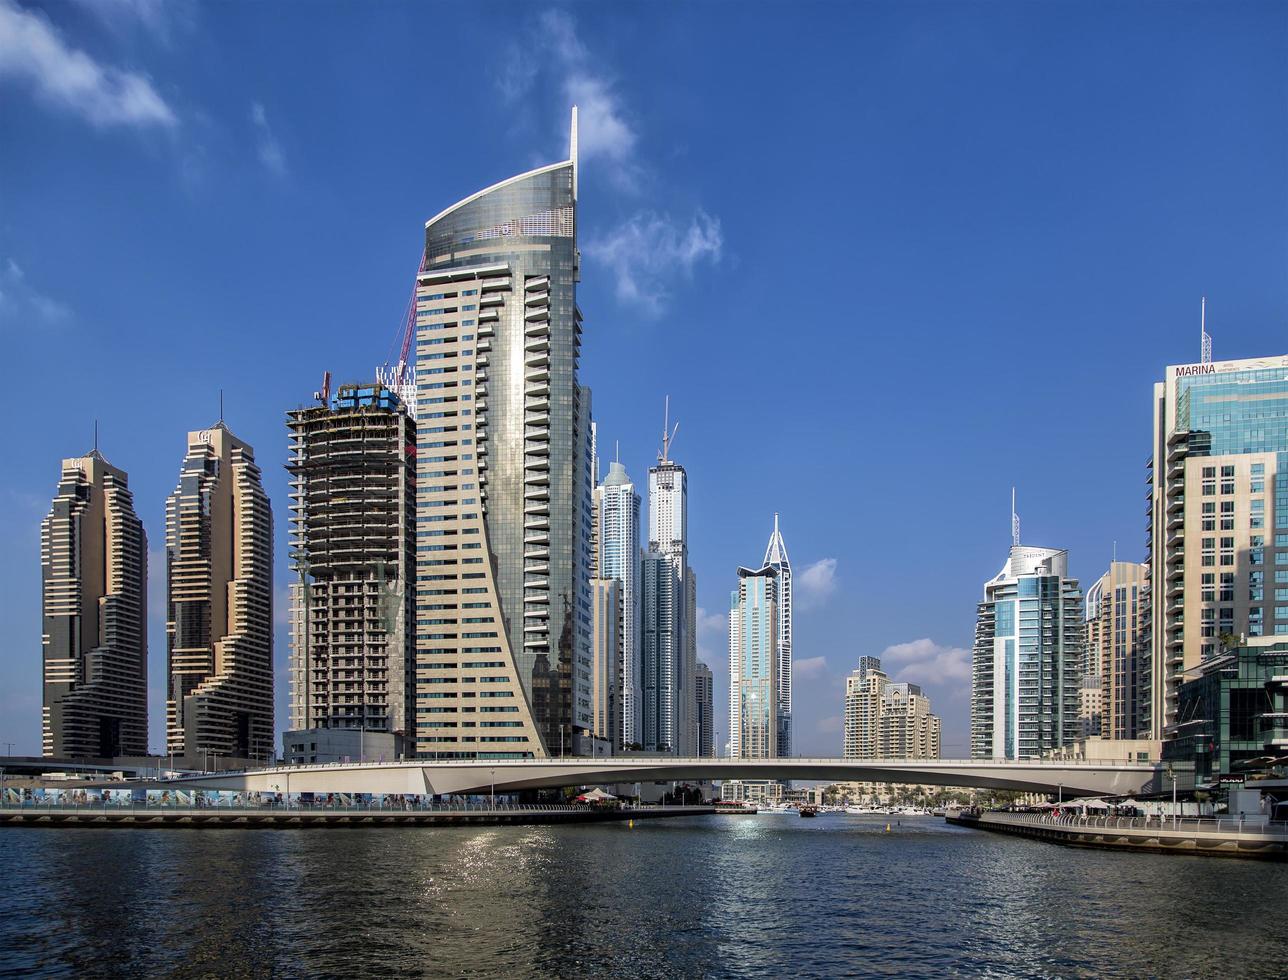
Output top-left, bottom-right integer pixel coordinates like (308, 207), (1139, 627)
(1221, 465), (1235, 478)
(1252, 463), (1265, 476)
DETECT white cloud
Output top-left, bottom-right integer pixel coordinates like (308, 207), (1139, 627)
(881, 638), (972, 686)
(796, 557), (838, 610)
(583, 210), (722, 317)
(794, 655), (828, 680)
(695, 606), (726, 638)
(815, 714), (842, 735)
(0, 257), (71, 325)
(69, 0), (197, 46)
(0, 0), (177, 129)
(250, 101), (287, 176)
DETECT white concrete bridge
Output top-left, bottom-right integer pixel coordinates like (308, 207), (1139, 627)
(174, 756), (1180, 799)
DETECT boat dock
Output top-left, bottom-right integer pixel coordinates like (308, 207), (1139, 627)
(948, 810), (1288, 860)
(0, 803), (714, 829)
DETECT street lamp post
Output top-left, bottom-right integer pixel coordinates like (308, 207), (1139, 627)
(490, 768), (495, 811)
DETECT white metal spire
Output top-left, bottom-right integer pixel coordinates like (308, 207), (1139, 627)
(1200, 295), (1212, 364)
(763, 512), (790, 567)
(1011, 487), (1021, 547)
(570, 105), (579, 201)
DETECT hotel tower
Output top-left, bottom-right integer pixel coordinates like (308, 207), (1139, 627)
(166, 422), (274, 765)
(41, 448), (148, 759)
(411, 110), (594, 759)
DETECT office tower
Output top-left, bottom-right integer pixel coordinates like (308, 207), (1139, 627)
(763, 514), (793, 756)
(589, 577), (620, 749)
(644, 406), (694, 753)
(695, 661), (714, 757)
(411, 109), (592, 759)
(1146, 353), (1288, 741)
(971, 545), (1084, 759)
(596, 460), (641, 748)
(285, 382), (415, 747)
(844, 656), (942, 760)
(842, 657), (886, 760)
(166, 422), (274, 765)
(729, 564), (779, 759)
(1084, 561), (1149, 741)
(41, 449), (147, 759)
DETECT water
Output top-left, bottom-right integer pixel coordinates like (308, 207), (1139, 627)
(2, 813), (1285, 977)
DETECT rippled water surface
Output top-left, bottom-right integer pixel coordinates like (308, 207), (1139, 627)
(3, 814), (1285, 977)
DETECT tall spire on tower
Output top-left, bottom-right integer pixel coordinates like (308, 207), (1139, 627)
(1200, 296), (1212, 364)
(659, 395), (679, 463)
(1011, 487), (1021, 547)
(569, 105), (579, 201)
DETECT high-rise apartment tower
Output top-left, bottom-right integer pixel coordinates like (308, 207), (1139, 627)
(411, 110), (593, 759)
(41, 449), (148, 759)
(166, 422), (274, 765)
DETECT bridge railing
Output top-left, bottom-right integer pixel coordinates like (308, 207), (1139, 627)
(978, 809), (1288, 840)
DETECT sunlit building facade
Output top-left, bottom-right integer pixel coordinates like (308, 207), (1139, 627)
(41, 450), (148, 759)
(411, 111), (593, 759)
(971, 545), (1084, 760)
(1147, 354), (1288, 742)
(729, 564), (779, 759)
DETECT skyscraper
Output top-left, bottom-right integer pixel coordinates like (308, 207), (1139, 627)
(644, 406), (694, 754)
(1084, 561), (1149, 741)
(842, 657), (885, 760)
(844, 657), (941, 760)
(589, 577), (621, 750)
(762, 514), (792, 757)
(729, 564), (779, 759)
(695, 661), (714, 757)
(971, 545), (1084, 759)
(166, 422), (274, 765)
(596, 459), (641, 748)
(286, 382), (415, 747)
(1146, 353), (1288, 741)
(411, 109), (592, 759)
(41, 449), (147, 760)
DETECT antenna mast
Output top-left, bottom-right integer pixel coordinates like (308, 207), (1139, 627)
(1011, 487), (1020, 548)
(1200, 296), (1212, 364)
(659, 395), (680, 463)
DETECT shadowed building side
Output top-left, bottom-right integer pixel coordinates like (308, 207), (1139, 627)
(41, 450), (148, 759)
(166, 422), (274, 766)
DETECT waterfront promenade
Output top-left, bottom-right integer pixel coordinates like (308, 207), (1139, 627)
(0, 801), (711, 829)
(948, 809), (1288, 860)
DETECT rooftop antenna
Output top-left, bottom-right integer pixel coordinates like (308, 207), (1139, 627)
(1200, 296), (1212, 364)
(615, 439), (620, 464)
(570, 105), (579, 201)
(1011, 487), (1021, 548)
(659, 395), (680, 463)
(93, 420), (98, 453)
(218, 388), (224, 423)
(1113, 540), (1117, 563)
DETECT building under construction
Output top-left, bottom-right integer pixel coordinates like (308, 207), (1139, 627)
(287, 382), (415, 752)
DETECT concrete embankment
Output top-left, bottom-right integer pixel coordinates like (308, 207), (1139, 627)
(0, 804), (713, 829)
(948, 810), (1287, 860)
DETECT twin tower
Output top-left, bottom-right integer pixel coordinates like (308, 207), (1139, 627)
(41, 424), (272, 764)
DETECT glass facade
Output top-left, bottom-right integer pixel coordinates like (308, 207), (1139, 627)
(414, 152), (593, 758)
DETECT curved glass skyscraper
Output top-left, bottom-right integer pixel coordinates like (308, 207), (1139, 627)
(413, 111), (593, 759)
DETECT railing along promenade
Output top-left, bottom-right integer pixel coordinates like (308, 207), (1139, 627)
(994, 809), (1288, 840)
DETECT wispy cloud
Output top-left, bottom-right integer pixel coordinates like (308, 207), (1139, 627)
(0, 0), (177, 130)
(250, 101), (287, 177)
(796, 558), (838, 610)
(68, 0), (197, 47)
(794, 655), (828, 681)
(0, 258), (71, 326)
(583, 210), (723, 317)
(815, 714), (842, 735)
(881, 638), (972, 687)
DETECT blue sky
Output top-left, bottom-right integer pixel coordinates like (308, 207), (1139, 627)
(1, 0), (1285, 758)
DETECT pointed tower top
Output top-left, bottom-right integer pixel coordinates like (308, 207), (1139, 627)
(1200, 295), (1212, 364)
(1011, 486), (1021, 548)
(764, 513), (790, 568)
(658, 395), (679, 464)
(569, 105), (579, 201)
